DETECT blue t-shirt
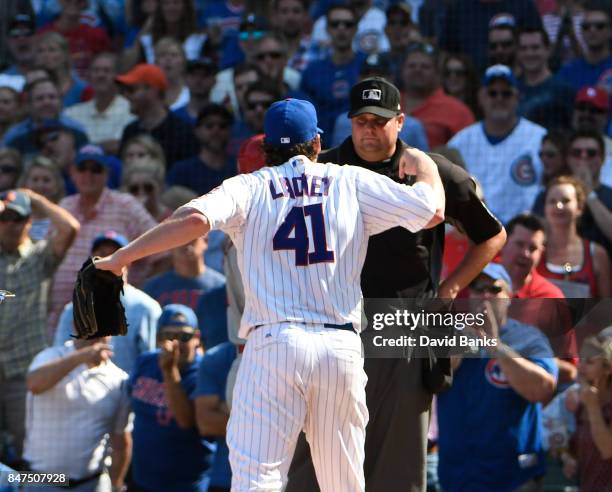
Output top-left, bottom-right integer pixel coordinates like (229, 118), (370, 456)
(173, 105), (197, 126)
(198, 0), (244, 69)
(517, 77), (576, 131)
(437, 318), (558, 492)
(166, 156), (237, 196)
(194, 342), (237, 488)
(143, 269), (226, 311)
(556, 55), (612, 92)
(128, 351), (212, 492)
(299, 54), (367, 147)
(195, 285), (228, 349)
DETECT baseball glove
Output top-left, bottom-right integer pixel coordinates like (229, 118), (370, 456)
(72, 257), (128, 339)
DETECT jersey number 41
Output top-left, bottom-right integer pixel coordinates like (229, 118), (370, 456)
(273, 204), (335, 266)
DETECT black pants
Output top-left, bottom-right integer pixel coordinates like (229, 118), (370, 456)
(287, 356), (433, 492)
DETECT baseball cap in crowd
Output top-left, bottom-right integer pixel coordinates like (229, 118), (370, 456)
(35, 119), (71, 147)
(481, 263), (513, 291)
(0, 190), (31, 218)
(482, 64), (517, 88)
(488, 13), (516, 29)
(115, 64), (168, 92)
(575, 86), (610, 112)
(360, 54), (391, 78)
(76, 144), (108, 168)
(186, 57), (217, 74)
(158, 304), (199, 331)
(91, 231), (128, 253)
(9, 13), (35, 37)
(386, 3), (412, 23)
(348, 77), (402, 119)
(264, 99), (323, 147)
(238, 134), (266, 173)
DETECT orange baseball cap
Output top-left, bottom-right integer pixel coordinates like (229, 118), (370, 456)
(115, 64), (168, 92)
(238, 134), (266, 174)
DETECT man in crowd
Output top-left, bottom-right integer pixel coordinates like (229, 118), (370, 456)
(272, 0), (318, 72)
(3, 78), (88, 158)
(287, 77), (505, 492)
(448, 64), (547, 224)
(65, 52), (135, 155)
(53, 231), (162, 375)
(501, 213), (577, 384)
(383, 3), (422, 78)
(516, 27), (576, 130)
(49, 144), (158, 333)
(117, 64), (199, 169)
(487, 14), (519, 69)
(437, 263), (557, 492)
(399, 42), (475, 148)
(24, 335), (131, 491)
(557, 1), (612, 91)
(0, 189), (79, 468)
(173, 57), (218, 126)
(300, 5), (366, 143)
(128, 304), (212, 492)
(2, 13), (36, 79)
(168, 103), (236, 196)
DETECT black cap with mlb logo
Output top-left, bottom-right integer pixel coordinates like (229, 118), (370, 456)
(348, 77), (402, 119)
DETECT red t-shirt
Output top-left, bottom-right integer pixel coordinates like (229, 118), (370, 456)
(39, 23), (111, 77)
(402, 88), (475, 148)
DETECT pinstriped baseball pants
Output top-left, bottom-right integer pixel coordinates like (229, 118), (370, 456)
(227, 323), (368, 492)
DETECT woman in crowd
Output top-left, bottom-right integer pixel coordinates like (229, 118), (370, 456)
(0, 148), (23, 193)
(122, 0), (207, 67)
(538, 175), (610, 298)
(532, 130), (571, 215)
(121, 134), (167, 169)
(562, 332), (612, 492)
(34, 31), (89, 108)
(19, 156), (65, 241)
(122, 158), (171, 222)
(155, 37), (190, 110)
(441, 53), (480, 118)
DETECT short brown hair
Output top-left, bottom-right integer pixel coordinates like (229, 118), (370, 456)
(545, 175), (587, 210)
(262, 136), (318, 167)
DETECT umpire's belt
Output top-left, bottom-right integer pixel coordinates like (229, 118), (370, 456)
(254, 322), (355, 332)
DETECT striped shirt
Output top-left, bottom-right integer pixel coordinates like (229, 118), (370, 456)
(0, 240), (62, 379)
(182, 155), (435, 338)
(49, 189), (158, 334)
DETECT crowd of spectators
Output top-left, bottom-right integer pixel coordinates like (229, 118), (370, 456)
(1, 0), (611, 491)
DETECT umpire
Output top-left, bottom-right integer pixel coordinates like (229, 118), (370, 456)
(286, 78), (507, 491)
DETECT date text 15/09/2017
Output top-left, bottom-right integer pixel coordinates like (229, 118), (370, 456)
(4, 472), (68, 485)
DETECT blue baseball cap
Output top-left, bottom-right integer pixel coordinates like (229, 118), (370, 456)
(481, 263), (513, 291)
(76, 144), (108, 168)
(91, 231), (128, 252)
(0, 190), (31, 218)
(264, 98), (323, 147)
(158, 304), (199, 331)
(482, 64), (517, 88)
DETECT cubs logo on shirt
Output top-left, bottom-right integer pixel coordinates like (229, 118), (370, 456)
(485, 359), (510, 388)
(510, 154), (537, 186)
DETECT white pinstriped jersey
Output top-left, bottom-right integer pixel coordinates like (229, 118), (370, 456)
(181, 155), (435, 338)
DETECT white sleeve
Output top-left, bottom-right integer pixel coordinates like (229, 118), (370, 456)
(178, 175), (254, 234)
(353, 166), (436, 236)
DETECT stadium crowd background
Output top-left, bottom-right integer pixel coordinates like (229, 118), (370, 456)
(0, 0), (611, 491)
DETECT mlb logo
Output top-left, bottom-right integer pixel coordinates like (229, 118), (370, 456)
(362, 89), (382, 101)
(281, 137), (291, 144)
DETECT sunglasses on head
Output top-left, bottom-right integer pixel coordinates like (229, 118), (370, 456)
(569, 147), (600, 158)
(489, 40), (514, 50)
(329, 19), (356, 29)
(76, 162), (105, 174)
(574, 103), (606, 115)
(256, 51), (283, 61)
(581, 21), (608, 31)
(0, 212), (28, 223)
(160, 330), (196, 342)
(239, 30), (265, 41)
(487, 89), (514, 99)
(0, 165), (18, 175)
(128, 183), (155, 194)
(469, 282), (503, 294)
(247, 100), (272, 111)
